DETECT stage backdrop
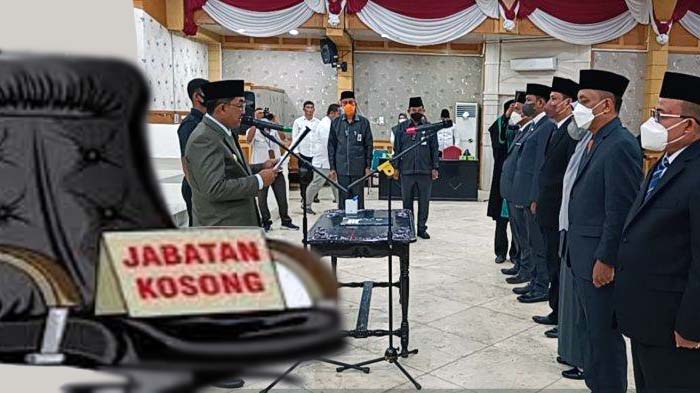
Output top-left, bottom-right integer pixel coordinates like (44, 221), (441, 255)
(222, 50), (338, 126)
(135, 9), (209, 111)
(354, 53), (483, 140)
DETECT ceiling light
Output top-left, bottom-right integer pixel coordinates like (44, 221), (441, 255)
(289, 29), (299, 36)
(381, 33), (389, 38)
(237, 29), (245, 34)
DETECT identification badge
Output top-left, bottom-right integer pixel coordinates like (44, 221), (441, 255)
(357, 133), (363, 142)
(268, 149), (276, 159)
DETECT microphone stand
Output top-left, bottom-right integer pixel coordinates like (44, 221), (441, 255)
(335, 124), (448, 390)
(250, 126), (365, 393)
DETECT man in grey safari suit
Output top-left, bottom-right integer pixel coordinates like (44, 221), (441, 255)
(185, 80), (278, 227)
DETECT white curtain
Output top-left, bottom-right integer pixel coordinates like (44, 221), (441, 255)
(527, 9), (639, 45)
(202, 0), (325, 37)
(680, 11), (700, 39)
(625, 0), (652, 24)
(355, 1), (488, 46)
(475, 0), (499, 19)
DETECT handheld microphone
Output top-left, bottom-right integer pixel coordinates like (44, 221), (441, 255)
(241, 115), (293, 133)
(406, 119), (453, 135)
(272, 126), (312, 170)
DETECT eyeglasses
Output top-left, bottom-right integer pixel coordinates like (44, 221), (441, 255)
(650, 108), (698, 123)
(225, 101), (246, 110)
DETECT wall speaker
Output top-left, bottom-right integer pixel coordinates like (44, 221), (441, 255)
(320, 38), (338, 65)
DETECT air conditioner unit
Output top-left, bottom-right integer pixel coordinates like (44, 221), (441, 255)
(454, 102), (479, 160)
(510, 57), (558, 71)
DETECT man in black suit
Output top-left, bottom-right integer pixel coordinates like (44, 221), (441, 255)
(513, 84), (557, 304)
(177, 78), (208, 227)
(615, 71), (700, 393)
(532, 77), (579, 332)
(567, 69), (642, 393)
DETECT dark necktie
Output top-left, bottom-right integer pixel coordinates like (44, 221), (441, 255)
(644, 156), (670, 202)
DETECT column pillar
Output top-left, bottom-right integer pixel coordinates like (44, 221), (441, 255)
(480, 41), (502, 194)
(642, 0), (676, 172)
(207, 43), (222, 81)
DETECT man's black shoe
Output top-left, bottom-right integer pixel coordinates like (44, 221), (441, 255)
(501, 266), (519, 276)
(263, 222), (272, 232)
(556, 356), (571, 366)
(506, 275), (529, 284)
(533, 314), (558, 325)
(517, 292), (549, 303)
(512, 285), (532, 295)
(313, 196), (320, 203)
(418, 231), (430, 239)
(545, 327), (559, 339)
(281, 222), (300, 231)
(562, 367), (584, 380)
(495, 255), (507, 264)
(304, 208), (316, 215)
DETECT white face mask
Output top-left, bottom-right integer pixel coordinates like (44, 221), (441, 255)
(572, 100), (605, 130)
(640, 117), (689, 152)
(508, 111), (522, 126)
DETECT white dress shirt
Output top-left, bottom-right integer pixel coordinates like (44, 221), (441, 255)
(249, 127), (281, 165)
(205, 114), (263, 190)
(556, 114), (573, 129)
(665, 145), (688, 165)
(311, 116), (333, 169)
(292, 116), (320, 157)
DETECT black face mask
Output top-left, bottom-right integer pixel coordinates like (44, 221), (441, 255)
(410, 112), (423, 122)
(522, 102), (536, 117)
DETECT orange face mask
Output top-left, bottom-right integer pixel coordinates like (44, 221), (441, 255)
(343, 102), (356, 119)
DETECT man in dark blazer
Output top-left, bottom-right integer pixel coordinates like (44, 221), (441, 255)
(185, 80), (278, 227)
(487, 99), (517, 264)
(500, 91), (533, 281)
(177, 78), (208, 226)
(512, 83), (556, 304)
(532, 77), (579, 330)
(567, 69), (642, 393)
(615, 71), (700, 393)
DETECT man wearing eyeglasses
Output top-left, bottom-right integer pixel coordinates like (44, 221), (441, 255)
(615, 71), (700, 393)
(184, 80), (278, 227)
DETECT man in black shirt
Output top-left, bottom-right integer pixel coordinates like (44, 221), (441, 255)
(177, 78), (208, 227)
(392, 96), (439, 239)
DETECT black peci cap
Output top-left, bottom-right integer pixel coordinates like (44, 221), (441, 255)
(409, 96), (424, 108)
(201, 80), (244, 101)
(551, 77), (579, 100)
(515, 90), (526, 104)
(340, 91), (355, 100)
(579, 69), (629, 97)
(526, 83), (551, 100)
(660, 71), (700, 105)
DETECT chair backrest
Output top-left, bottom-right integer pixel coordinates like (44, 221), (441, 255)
(0, 54), (174, 311)
(442, 145), (463, 160)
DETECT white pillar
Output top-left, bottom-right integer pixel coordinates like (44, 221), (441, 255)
(480, 41), (502, 195)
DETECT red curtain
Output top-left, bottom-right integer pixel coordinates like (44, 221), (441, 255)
(673, 0), (700, 21)
(347, 0), (477, 19)
(518, 0), (630, 24)
(184, 0), (305, 35)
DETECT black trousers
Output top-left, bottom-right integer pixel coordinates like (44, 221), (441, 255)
(632, 339), (700, 393)
(495, 218), (518, 260)
(337, 175), (365, 210)
(298, 154), (314, 200)
(258, 173), (291, 225)
(400, 174), (432, 233)
(543, 226), (561, 320)
(181, 180), (193, 227)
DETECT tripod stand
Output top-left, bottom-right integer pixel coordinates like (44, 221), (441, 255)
(332, 122), (451, 390)
(253, 127), (369, 393)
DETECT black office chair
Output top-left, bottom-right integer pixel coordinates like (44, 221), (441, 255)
(0, 53), (342, 392)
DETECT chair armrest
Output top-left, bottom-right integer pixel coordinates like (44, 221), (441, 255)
(0, 245), (81, 308)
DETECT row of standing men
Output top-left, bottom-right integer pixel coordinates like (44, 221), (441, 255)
(487, 69), (700, 393)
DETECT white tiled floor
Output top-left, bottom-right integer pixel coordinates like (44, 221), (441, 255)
(0, 188), (635, 392)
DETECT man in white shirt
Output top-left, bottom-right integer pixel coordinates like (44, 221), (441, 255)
(292, 101), (321, 204)
(304, 104), (340, 214)
(437, 108), (456, 153)
(246, 108), (299, 232)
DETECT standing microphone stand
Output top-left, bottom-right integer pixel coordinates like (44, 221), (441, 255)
(249, 126), (368, 393)
(333, 123), (449, 390)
